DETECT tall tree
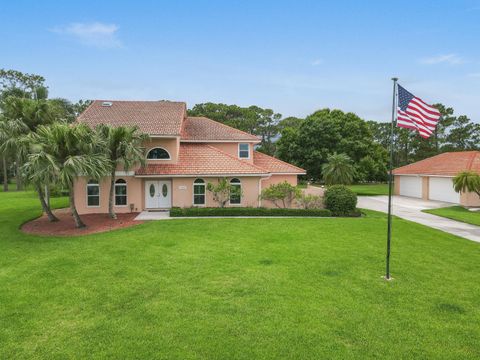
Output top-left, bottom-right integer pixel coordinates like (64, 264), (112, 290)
(30, 123), (110, 228)
(0, 118), (30, 190)
(97, 124), (148, 219)
(277, 108), (387, 181)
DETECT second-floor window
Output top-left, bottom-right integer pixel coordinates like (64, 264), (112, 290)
(147, 147), (171, 160)
(238, 143), (250, 159)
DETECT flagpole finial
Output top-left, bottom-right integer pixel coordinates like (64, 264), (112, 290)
(392, 77), (398, 82)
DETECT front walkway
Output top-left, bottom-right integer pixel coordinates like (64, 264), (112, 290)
(358, 196), (480, 243)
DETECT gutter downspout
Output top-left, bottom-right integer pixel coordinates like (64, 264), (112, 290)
(258, 174), (272, 207)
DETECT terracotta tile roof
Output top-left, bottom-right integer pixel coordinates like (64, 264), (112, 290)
(77, 100), (186, 136)
(393, 151), (480, 176)
(253, 151), (306, 174)
(136, 144), (268, 176)
(181, 117), (260, 142)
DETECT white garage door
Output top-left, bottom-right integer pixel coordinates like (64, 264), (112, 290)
(429, 177), (460, 204)
(399, 176), (422, 198)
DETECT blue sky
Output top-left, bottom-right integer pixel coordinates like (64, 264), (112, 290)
(1, 0), (480, 122)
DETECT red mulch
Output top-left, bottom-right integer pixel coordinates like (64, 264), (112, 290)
(21, 208), (143, 236)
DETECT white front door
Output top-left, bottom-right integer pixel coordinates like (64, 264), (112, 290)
(145, 180), (172, 209)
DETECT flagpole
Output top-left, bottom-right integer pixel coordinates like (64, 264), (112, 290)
(385, 77), (398, 281)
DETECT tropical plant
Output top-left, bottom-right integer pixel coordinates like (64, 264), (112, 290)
(97, 124), (148, 219)
(453, 171), (480, 197)
(322, 153), (355, 185)
(29, 123), (110, 228)
(0, 117), (30, 190)
(206, 178), (241, 208)
(22, 138), (59, 222)
(260, 181), (301, 208)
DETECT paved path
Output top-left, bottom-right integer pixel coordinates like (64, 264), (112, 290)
(358, 196), (480, 243)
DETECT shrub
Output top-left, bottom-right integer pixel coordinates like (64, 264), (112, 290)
(260, 181), (301, 208)
(170, 207), (332, 217)
(297, 194), (323, 209)
(323, 185), (357, 216)
(206, 178), (242, 208)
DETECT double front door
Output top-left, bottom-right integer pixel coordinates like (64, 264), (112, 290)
(145, 180), (172, 209)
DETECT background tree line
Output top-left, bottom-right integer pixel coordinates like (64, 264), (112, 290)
(189, 102), (479, 183)
(0, 69), (91, 191)
(0, 69), (146, 229)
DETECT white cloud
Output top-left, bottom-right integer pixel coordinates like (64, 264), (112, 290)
(52, 22), (122, 49)
(311, 59), (323, 66)
(419, 54), (464, 65)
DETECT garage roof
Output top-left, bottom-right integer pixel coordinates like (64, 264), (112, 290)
(393, 151), (480, 176)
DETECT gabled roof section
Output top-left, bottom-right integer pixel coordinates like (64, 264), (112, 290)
(253, 151), (306, 174)
(393, 151), (480, 176)
(77, 100), (186, 136)
(181, 116), (260, 142)
(136, 143), (268, 176)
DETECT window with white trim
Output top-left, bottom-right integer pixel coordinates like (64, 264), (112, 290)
(238, 143), (250, 159)
(115, 179), (127, 206)
(193, 178), (205, 205)
(87, 180), (100, 207)
(229, 178), (241, 204)
(147, 147), (171, 160)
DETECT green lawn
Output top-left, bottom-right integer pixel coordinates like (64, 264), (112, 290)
(347, 183), (389, 196)
(424, 206), (480, 226)
(1, 191), (479, 359)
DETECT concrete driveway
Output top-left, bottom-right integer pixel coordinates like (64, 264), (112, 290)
(358, 196), (480, 243)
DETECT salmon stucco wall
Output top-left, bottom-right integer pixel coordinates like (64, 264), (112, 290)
(209, 143), (255, 163)
(421, 176), (429, 200)
(74, 176), (144, 215)
(460, 191), (480, 207)
(172, 176), (261, 208)
(260, 174), (298, 208)
(394, 176), (400, 195)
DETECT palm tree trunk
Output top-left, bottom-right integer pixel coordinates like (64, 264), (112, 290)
(68, 184), (86, 228)
(108, 169), (117, 219)
(15, 158), (23, 191)
(36, 185), (59, 222)
(2, 156), (8, 192)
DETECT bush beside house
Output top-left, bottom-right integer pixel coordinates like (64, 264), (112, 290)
(170, 207), (332, 217)
(323, 185), (358, 216)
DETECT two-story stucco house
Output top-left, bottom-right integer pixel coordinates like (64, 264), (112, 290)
(74, 100), (305, 214)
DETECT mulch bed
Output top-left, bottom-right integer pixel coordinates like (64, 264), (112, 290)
(21, 208), (143, 236)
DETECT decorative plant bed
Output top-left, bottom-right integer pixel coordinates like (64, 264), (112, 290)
(21, 208), (143, 236)
(170, 207), (333, 217)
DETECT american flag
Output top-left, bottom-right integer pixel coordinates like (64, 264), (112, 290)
(396, 84), (441, 138)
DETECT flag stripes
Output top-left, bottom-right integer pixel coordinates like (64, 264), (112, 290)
(396, 84), (441, 139)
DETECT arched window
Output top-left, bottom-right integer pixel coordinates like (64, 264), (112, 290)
(87, 180), (100, 207)
(229, 178), (241, 205)
(115, 179), (127, 206)
(193, 178), (205, 206)
(147, 147), (171, 160)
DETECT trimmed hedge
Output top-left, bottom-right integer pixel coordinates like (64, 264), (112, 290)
(170, 207), (332, 217)
(324, 185), (358, 216)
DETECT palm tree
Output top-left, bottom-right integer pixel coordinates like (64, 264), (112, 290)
(97, 125), (148, 219)
(31, 123), (110, 228)
(22, 141), (59, 222)
(453, 171), (480, 197)
(322, 153), (355, 185)
(0, 117), (30, 190)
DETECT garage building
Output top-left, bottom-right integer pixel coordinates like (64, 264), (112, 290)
(393, 151), (480, 207)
